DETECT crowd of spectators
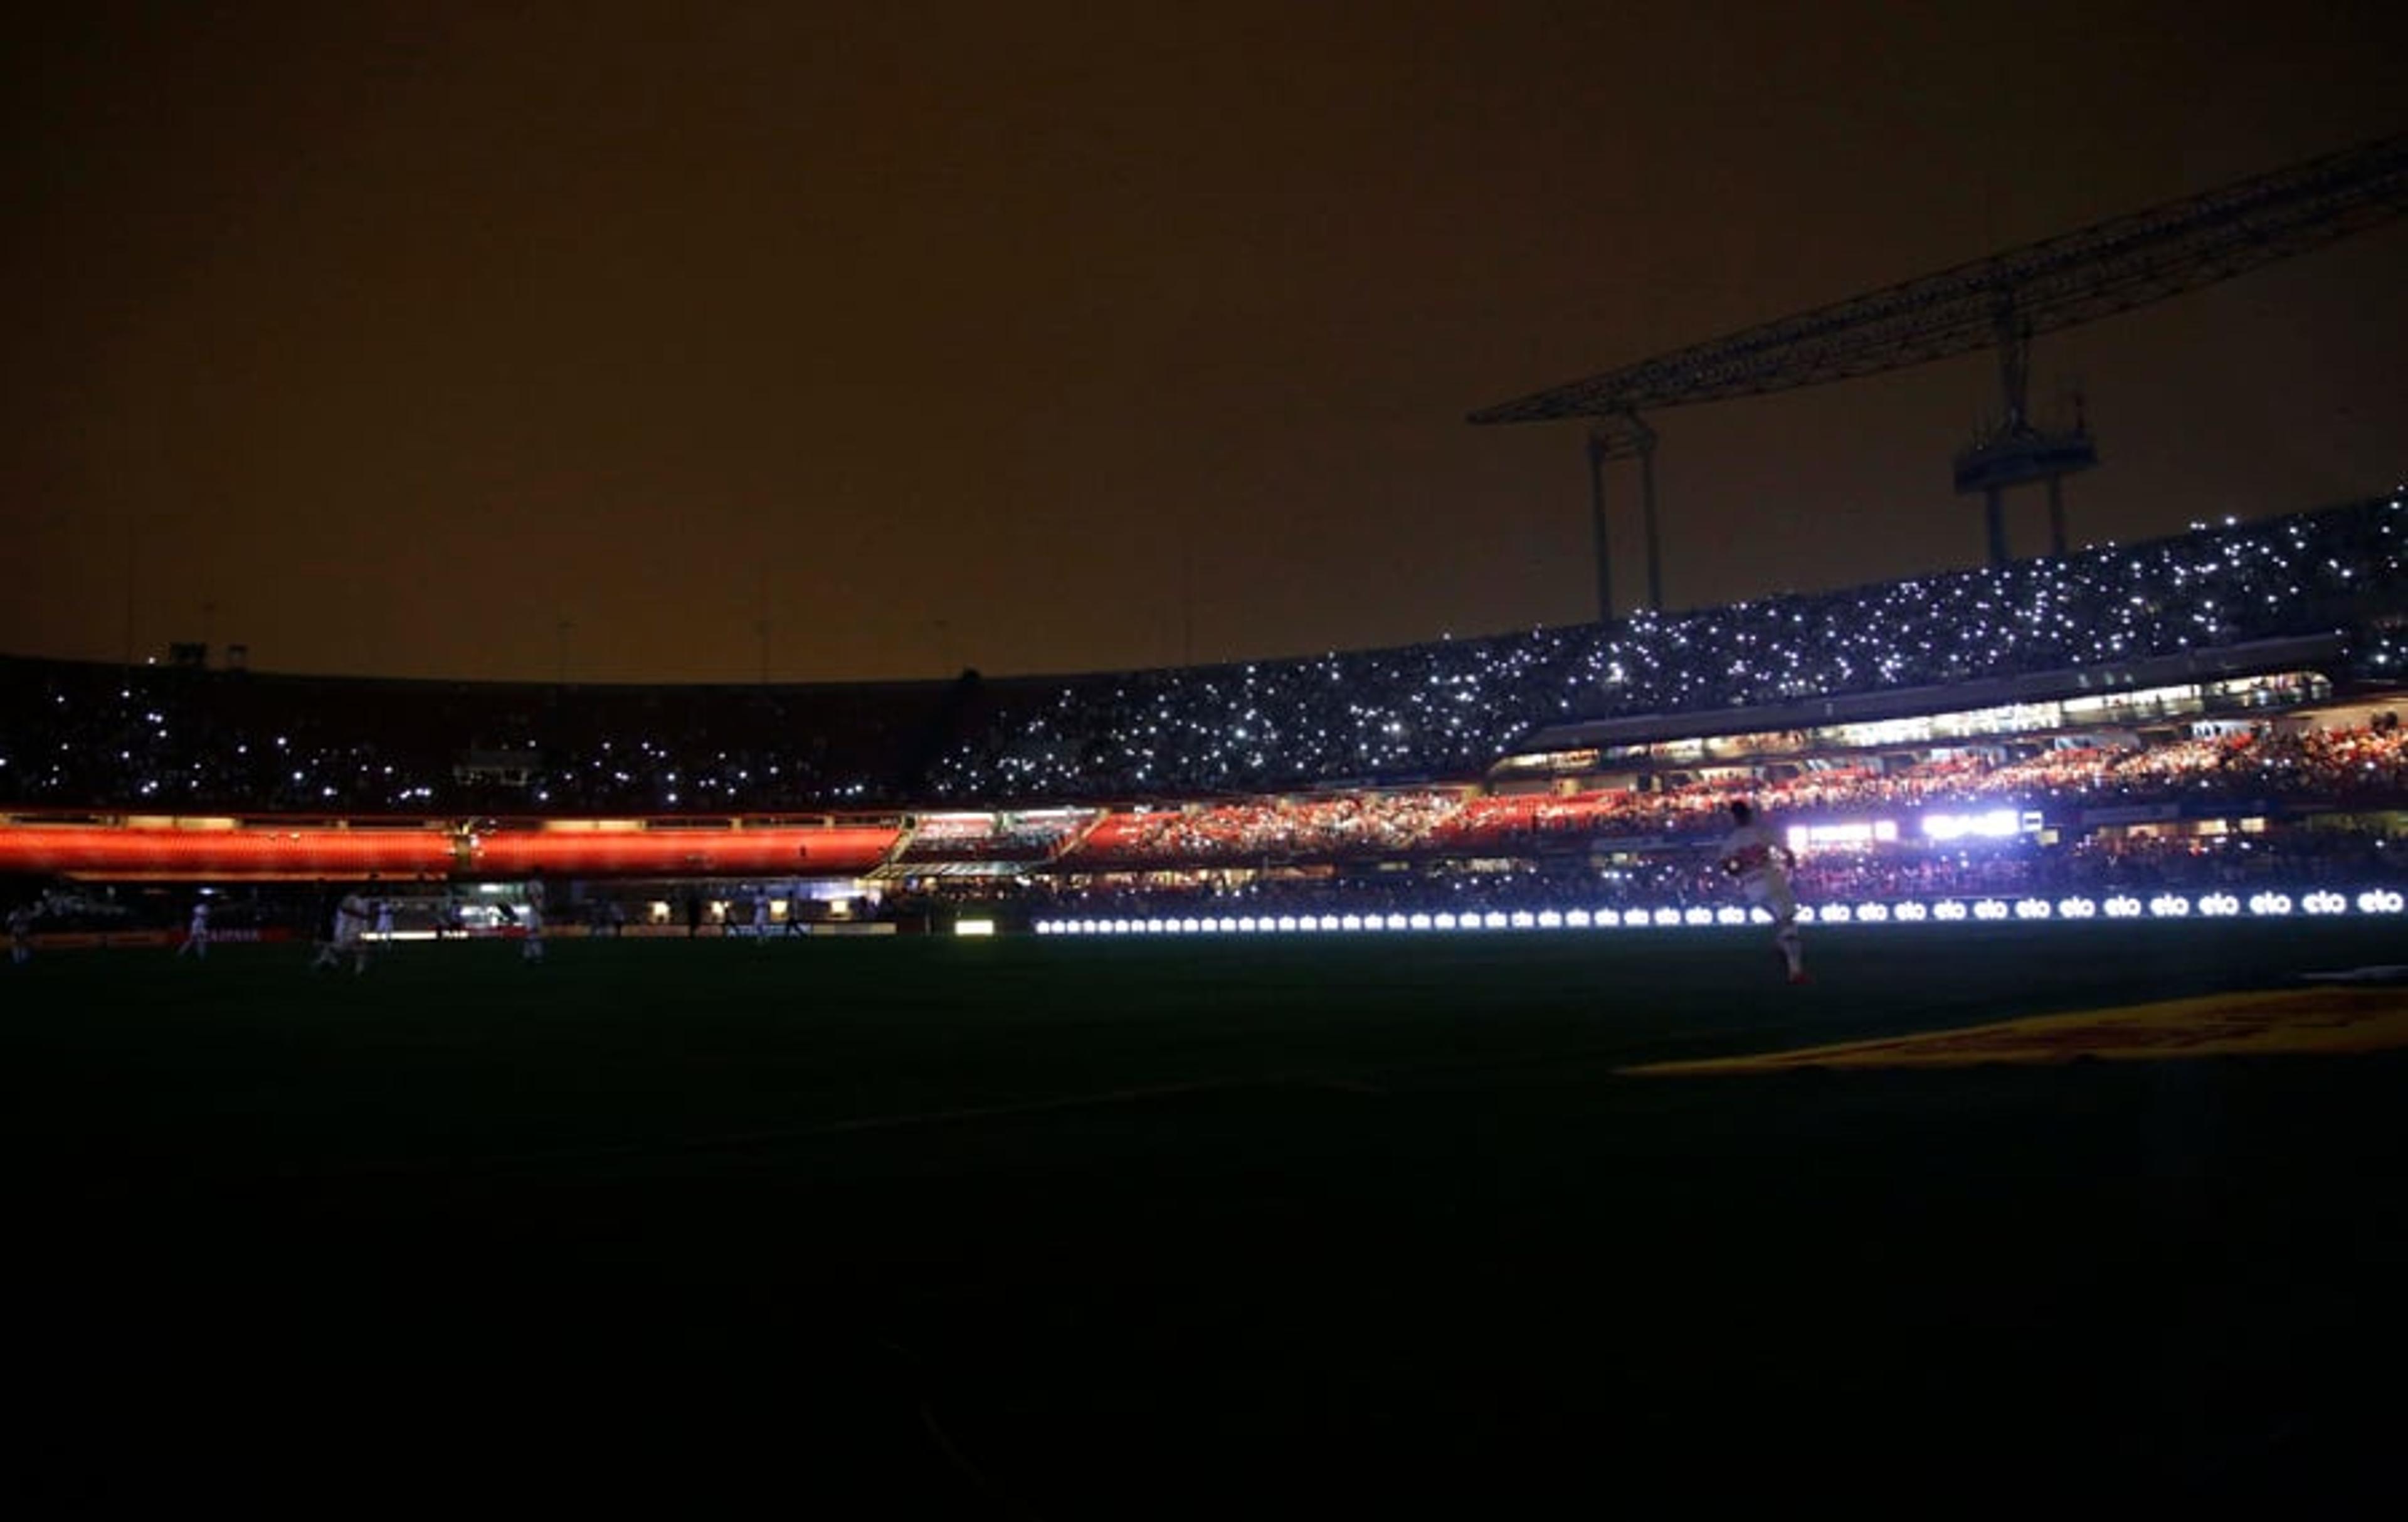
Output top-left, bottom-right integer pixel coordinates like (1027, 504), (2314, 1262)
(1, 496), (2400, 817)
(894, 810), (1098, 864)
(0, 665), (949, 815)
(930, 495), (2404, 800)
(1030, 823), (2405, 926)
(1028, 724), (2408, 869)
(1071, 793), (1463, 869)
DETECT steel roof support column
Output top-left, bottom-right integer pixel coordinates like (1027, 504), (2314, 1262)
(1585, 428), (1615, 623)
(1634, 415), (1662, 611)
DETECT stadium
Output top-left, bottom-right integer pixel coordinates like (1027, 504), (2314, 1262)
(4, 492), (2404, 939)
(10, 139), (2408, 1514)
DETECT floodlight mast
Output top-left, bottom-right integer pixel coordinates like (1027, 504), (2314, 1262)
(1954, 293), (2098, 564)
(1585, 414), (1659, 620)
(1472, 133), (2408, 584)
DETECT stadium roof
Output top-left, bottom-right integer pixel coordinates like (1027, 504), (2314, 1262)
(1469, 134), (2408, 424)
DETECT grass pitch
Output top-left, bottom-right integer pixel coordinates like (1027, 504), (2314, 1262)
(10, 922), (2406, 1513)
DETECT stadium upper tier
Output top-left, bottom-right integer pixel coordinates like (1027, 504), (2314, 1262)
(925, 495), (2402, 801)
(2, 496), (2400, 814)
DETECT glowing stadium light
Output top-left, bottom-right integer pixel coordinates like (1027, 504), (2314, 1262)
(1484, 912), (1510, 929)
(1716, 906), (1748, 926)
(1277, 916), (1299, 933)
(1895, 901), (1930, 922)
(1384, 913), (1409, 931)
(1434, 913), (1457, 930)
(1235, 916), (1257, 933)
(1148, 919), (1170, 934)
(1922, 808), (2021, 841)
(1511, 911), (1536, 929)
(2356, 889), (2405, 915)
(1409, 913), (1434, 931)
(1857, 902), (1890, 923)
(1973, 900), (2010, 921)
(1651, 907), (1681, 927)
(2104, 896), (2143, 919)
(1788, 821), (1899, 851)
(1684, 907), (1714, 926)
(2301, 892), (2347, 916)
(2014, 899), (2051, 920)
(2148, 895), (2192, 918)
(2199, 893), (2241, 917)
(1592, 909), (1620, 927)
(1457, 914), (1485, 933)
(1565, 910), (1591, 929)
(1319, 915), (1343, 932)
(2247, 892), (2293, 917)
(1340, 915), (1363, 932)
(1538, 911), (1564, 929)
(2057, 897), (2097, 919)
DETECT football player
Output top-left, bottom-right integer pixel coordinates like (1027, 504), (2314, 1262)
(1718, 800), (1807, 983)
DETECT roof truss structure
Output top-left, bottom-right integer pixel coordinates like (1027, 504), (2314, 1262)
(1469, 134), (2408, 425)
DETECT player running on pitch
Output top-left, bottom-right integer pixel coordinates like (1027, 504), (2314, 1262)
(176, 896), (211, 959)
(520, 873), (546, 963)
(1718, 799), (1807, 983)
(311, 885), (373, 974)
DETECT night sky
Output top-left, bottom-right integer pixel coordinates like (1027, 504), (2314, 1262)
(4, 2), (2402, 686)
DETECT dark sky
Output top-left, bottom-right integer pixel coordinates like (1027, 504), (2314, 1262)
(4, 2), (2403, 685)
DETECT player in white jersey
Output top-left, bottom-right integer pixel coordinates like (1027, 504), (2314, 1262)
(339, 890), (372, 973)
(521, 874), (546, 963)
(312, 888), (373, 974)
(177, 898), (211, 959)
(1718, 800), (1807, 983)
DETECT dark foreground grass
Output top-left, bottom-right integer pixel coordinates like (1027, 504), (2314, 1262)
(8, 922), (2407, 1514)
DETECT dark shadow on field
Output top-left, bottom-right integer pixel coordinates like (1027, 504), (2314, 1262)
(8, 926), (2406, 1513)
